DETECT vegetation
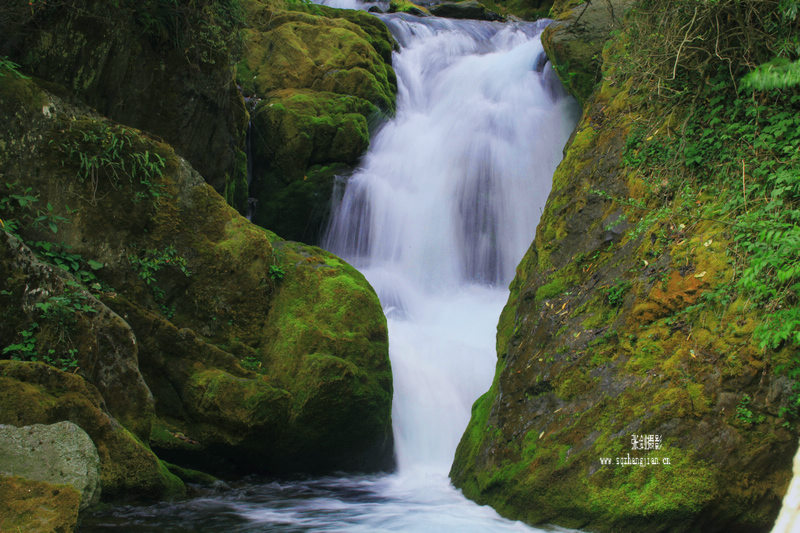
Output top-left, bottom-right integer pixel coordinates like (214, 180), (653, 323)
(603, 0), (800, 418)
(56, 122), (167, 204)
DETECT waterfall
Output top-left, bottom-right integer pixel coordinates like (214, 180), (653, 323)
(325, 13), (578, 476)
(80, 12), (581, 533)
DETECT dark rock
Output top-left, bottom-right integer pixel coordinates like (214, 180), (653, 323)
(430, 0), (505, 21)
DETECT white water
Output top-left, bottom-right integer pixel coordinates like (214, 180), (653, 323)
(82, 12), (579, 533)
(325, 13), (577, 476)
(321, 11), (578, 530)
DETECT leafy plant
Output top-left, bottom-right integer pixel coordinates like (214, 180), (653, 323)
(56, 121), (166, 204)
(129, 245), (190, 285)
(602, 279), (632, 308)
(268, 264), (285, 282)
(128, 245), (190, 315)
(0, 56), (28, 78)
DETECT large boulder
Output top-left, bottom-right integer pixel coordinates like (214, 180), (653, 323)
(0, 475), (80, 533)
(450, 16), (799, 533)
(430, 1), (504, 21)
(0, 73), (393, 477)
(0, 421), (101, 510)
(240, 0), (397, 243)
(0, 0), (249, 212)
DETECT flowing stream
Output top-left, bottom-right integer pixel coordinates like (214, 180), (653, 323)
(81, 10), (578, 532)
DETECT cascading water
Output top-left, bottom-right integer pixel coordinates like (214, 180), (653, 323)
(324, 14), (578, 479)
(80, 11), (579, 533)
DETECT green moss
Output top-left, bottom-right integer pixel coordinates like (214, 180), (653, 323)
(162, 461), (219, 486)
(0, 475), (80, 533)
(535, 278), (568, 302)
(389, 0), (430, 15)
(249, 89), (375, 241)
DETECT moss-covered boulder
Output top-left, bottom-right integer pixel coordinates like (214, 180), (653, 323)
(0, 475), (80, 533)
(541, 0), (632, 106)
(457, 0), (553, 20)
(0, 361), (184, 501)
(249, 90), (374, 239)
(0, 73), (393, 477)
(0, 0), (249, 212)
(450, 12), (799, 533)
(239, 0), (397, 242)
(430, 1), (504, 21)
(388, 0), (430, 16)
(0, 421), (101, 509)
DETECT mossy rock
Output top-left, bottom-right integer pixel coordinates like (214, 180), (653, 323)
(388, 0), (430, 16)
(0, 0), (249, 213)
(238, 0), (397, 243)
(429, 1), (504, 21)
(0, 361), (184, 501)
(0, 231), (154, 441)
(462, 0), (552, 20)
(0, 421), (101, 510)
(450, 23), (798, 533)
(541, 0), (632, 106)
(249, 89), (375, 241)
(263, 241), (393, 471)
(0, 475), (80, 533)
(1, 74), (393, 477)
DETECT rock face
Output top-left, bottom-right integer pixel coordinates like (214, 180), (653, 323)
(0, 69), (393, 483)
(451, 2), (799, 532)
(541, 0), (632, 105)
(0, 475), (81, 533)
(0, 0), (249, 212)
(240, 0), (397, 243)
(0, 422), (101, 509)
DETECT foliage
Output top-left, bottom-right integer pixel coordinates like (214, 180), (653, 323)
(0, 55), (28, 78)
(129, 245), (190, 285)
(268, 264), (285, 282)
(31, 241), (106, 290)
(2, 281), (97, 372)
(735, 394), (765, 425)
(55, 121), (166, 204)
(742, 58), (800, 91)
(602, 279), (632, 308)
(617, 0), (799, 95)
(128, 245), (190, 309)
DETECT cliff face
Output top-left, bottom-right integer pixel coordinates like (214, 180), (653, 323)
(451, 1), (800, 531)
